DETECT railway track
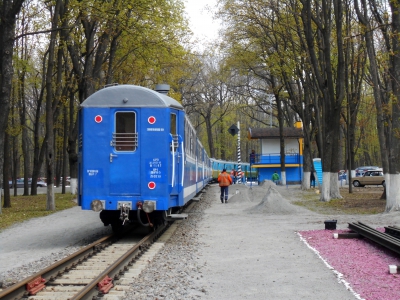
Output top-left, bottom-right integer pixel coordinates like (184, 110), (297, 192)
(348, 221), (400, 256)
(0, 211), (194, 300)
(0, 189), (205, 300)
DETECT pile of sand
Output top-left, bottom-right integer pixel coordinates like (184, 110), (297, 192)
(245, 185), (304, 215)
(258, 180), (275, 188)
(225, 184), (251, 203)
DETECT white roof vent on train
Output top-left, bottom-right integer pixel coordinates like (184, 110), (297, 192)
(155, 84), (170, 95)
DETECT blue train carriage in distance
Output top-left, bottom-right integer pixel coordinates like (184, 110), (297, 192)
(78, 84), (212, 232)
(210, 158), (253, 183)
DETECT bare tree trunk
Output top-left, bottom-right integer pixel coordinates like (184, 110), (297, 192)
(301, 0), (345, 201)
(62, 104), (68, 194)
(12, 130), (19, 197)
(272, 79), (286, 185)
(18, 67), (30, 196)
(354, 0), (389, 181)
(67, 91), (78, 194)
(55, 137), (61, 188)
(15, 12), (31, 196)
(219, 119), (226, 160)
(45, 0), (63, 211)
(343, 3), (365, 194)
(10, 102), (19, 197)
(31, 53), (47, 196)
(205, 117), (215, 158)
(3, 133), (11, 208)
(299, 84), (315, 190)
(386, 0), (400, 211)
(0, 0), (25, 213)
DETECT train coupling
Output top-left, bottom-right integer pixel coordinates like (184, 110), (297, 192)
(119, 204), (130, 225)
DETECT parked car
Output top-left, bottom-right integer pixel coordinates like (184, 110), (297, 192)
(7, 178), (47, 188)
(352, 170), (385, 187)
(36, 180), (47, 187)
(355, 166), (380, 177)
(59, 177), (71, 185)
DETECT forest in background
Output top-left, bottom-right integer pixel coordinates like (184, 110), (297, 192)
(1, 0), (399, 210)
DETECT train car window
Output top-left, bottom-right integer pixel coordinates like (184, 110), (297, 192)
(170, 113), (178, 152)
(113, 112), (137, 151)
(190, 130), (194, 156)
(170, 113), (177, 135)
(186, 120), (190, 155)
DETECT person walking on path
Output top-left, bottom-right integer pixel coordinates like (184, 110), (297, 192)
(310, 172), (316, 188)
(218, 169), (233, 203)
(272, 171), (280, 185)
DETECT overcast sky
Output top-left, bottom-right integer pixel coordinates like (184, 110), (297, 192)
(184, 0), (221, 42)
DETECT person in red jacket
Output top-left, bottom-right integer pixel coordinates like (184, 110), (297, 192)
(218, 169), (233, 203)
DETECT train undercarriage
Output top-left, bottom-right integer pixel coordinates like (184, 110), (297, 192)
(99, 207), (181, 233)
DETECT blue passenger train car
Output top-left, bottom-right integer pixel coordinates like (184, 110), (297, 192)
(210, 159), (255, 182)
(78, 84), (212, 231)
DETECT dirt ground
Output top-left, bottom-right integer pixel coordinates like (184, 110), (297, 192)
(292, 186), (386, 215)
(339, 187), (385, 205)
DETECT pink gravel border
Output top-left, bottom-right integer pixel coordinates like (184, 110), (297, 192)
(298, 229), (400, 300)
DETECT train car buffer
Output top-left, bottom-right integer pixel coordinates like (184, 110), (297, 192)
(167, 213), (188, 220)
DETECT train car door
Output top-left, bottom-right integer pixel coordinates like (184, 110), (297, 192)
(170, 111), (182, 194)
(109, 111), (141, 195)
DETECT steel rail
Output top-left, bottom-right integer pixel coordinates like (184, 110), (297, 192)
(0, 234), (115, 300)
(0, 194), (196, 300)
(0, 224), (167, 300)
(71, 224), (167, 300)
(348, 222), (400, 256)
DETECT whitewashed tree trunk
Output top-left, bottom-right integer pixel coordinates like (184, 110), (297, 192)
(386, 174), (400, 212)
(319, 172), (343, 202)
(320, 172), (331, 201)
(303, 171), (311, 190)
(281, 171), (286, 186)
(70, 178), (78, 195)
(330, 172), (342, 199)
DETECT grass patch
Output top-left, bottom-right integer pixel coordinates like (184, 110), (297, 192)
(0, 193), (77, 231)
(293, 187), (386, 215)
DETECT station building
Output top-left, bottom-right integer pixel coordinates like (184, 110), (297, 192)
(247, 122), (304, 184)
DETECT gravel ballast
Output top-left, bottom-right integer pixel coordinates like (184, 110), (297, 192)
(1, 182), (400, 299)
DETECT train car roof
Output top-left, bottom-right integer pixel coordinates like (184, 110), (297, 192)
(81, 84), (183, 110)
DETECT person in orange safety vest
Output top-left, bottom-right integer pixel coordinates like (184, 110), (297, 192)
(218, 169), (233, 203)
